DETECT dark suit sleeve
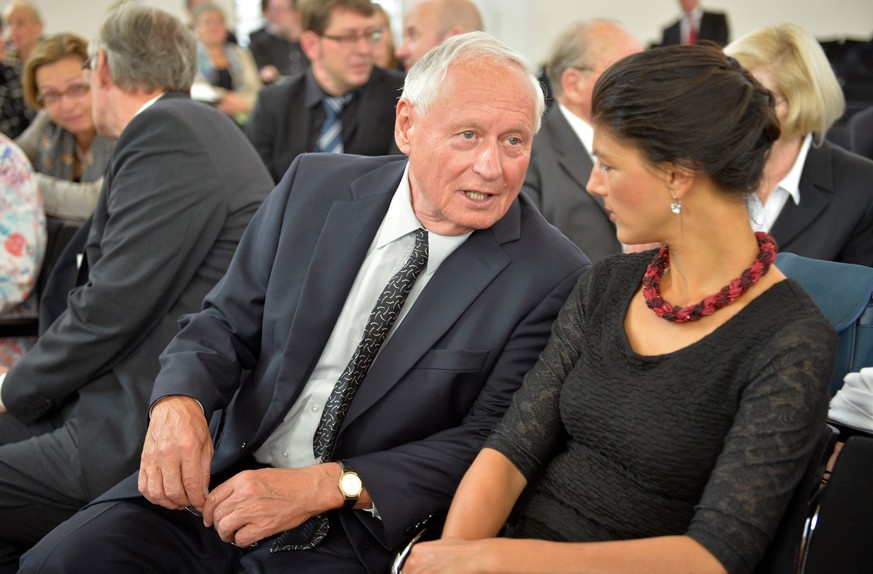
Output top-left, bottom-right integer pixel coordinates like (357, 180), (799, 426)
(148, 159), (296, 413)
(839, 192), (873, 266)
(2, 108), (238, 422)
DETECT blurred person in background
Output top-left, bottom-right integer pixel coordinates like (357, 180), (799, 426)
(726, 22), (873, 267)
(192, 3), (261, 126)
(0, 17), (32, 139)
(0, 134), (45, 369)
(395, 0), (482, 73)
(17, 33), (113, 223)
(371, 3), (400, 71)
(2, 0), (43, 67)
(249, 0), (309, 84)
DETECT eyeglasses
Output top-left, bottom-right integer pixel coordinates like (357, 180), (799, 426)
(321, 28), (383, 47)
(37, 82), (91, 106)
(81, 54), (94, 71)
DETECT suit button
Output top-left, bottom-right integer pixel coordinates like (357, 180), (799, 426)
(240, 442), (247, 449)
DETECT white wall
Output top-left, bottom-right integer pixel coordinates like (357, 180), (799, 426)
(7, 0), (873, 66)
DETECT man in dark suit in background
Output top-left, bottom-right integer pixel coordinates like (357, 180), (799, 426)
(246, 0), (404, 183)
(524, 19), (641, 263)
(660, 0), (729, 46)
(248, 0), (309, 84)
(22, 32), (589, 574)
(0, 3), (274, 570)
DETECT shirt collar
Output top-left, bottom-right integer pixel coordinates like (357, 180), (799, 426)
(557, 102), (594, 160)
(775, 133), (813, 206)
(378, 163), (472, 276)
(135, 91), (167, 116)
(304, 68), (359, 109)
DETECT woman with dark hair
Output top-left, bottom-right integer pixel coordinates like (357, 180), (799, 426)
(405, 45), (836, 574)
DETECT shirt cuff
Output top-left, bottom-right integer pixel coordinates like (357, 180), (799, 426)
(363, 501), (382, 520)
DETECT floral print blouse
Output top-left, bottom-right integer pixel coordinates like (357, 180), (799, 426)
(0, 134), (46, 367)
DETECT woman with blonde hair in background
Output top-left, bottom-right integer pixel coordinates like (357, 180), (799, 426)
(192, 2), (261, 125)
(726, 22), (873, 267)
(17, 33), (113, 222)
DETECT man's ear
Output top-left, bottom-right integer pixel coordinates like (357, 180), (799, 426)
(394, 98), (414, 155)
(94, 49), (111, 89)
(560, 67), (585, 104)
(300, 30), (320, 61)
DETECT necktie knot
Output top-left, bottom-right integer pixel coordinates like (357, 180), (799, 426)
(322, 95), (348, 118)
(317, 93), (354, 154)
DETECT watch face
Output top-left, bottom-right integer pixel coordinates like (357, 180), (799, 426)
(340, 473), (363, 496)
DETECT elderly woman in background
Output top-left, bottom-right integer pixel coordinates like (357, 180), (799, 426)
(192, 3), (261, 125)
(0, 134), (45, 368)
(405, 45), (835, 574)
(726, 22), (873, 267)
(17, 33), (113, 223)
(2, 0), (43, 67)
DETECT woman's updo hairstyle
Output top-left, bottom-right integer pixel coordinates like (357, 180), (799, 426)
(592, 44), (780, 195)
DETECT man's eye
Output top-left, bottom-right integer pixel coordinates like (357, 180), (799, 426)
(461, 131), (475, 140)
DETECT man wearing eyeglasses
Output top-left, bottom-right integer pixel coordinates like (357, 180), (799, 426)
(246, 0), (404, 183)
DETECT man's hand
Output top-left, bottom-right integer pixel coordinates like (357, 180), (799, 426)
(202, 464), (345, 547)
(138, 395), (213, 512)
(259, 65), (280, 84)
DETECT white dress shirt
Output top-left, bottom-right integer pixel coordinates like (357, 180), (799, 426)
(557, 102), (595, 163)
(747, 134), (812, 234)
(683, 7), (703, 44)
(254, 163), (470, 469)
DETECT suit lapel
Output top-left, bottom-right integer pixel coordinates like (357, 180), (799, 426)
(549, 110), (605, 215)
(260, 162), (406, 438)
(771, 144), (833, 250)
(341, 203), (518, 429)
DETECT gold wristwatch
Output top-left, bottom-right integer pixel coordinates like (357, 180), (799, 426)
(337, 460), (362, 510)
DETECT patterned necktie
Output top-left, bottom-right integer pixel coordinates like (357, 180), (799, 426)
(271, 229), (429, 554)
(313, 228), (429, 460)
(316, 94), (352, 154)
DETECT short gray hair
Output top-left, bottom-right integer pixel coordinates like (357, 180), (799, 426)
(401, 31), (545, 132)
(92, 1), (197, 93)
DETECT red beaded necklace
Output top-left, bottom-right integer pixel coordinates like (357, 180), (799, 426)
(642, 232), (778, 323)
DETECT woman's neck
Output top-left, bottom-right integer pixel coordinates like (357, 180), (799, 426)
(74, 129), (96, 155)
(660, 202), (762, 308)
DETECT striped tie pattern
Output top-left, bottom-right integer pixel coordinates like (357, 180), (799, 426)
(316, 95), (351, 154)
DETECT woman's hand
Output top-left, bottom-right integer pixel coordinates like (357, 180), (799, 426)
(404, 538), (497, 574)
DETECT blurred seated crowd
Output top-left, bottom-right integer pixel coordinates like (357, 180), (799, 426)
(0, 0), (870, 572)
